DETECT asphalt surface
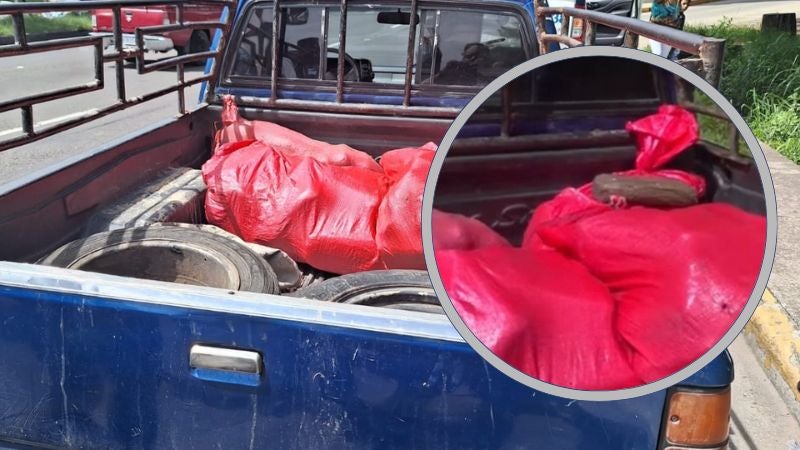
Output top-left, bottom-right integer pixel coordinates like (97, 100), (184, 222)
(0, 47), (203, 181)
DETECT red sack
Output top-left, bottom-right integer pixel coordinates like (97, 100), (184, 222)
(375, 144), (437, 269)
(533, 203), (766, 382)
(216, 96), (382, 172)
(432, 210), (511, 251)
(628, 105), (699, 171)
(436, 245), (642, 390)
(203, 139), (388, 274)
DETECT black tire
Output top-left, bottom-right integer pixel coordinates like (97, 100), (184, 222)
(39, 224), (279, 295)
(180, 31), (211, 66)
(289, 270), (444, 314)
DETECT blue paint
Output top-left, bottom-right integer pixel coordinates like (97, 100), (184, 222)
(191, 368), (263, 387)
(0, 283), (669, 449)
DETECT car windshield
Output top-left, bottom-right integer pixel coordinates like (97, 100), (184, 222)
(228, 2), (528, 88)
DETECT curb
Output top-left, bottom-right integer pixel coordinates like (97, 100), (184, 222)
(743, 289), (800, 421)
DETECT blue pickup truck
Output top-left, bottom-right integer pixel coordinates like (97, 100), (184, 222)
(0, 0), (750, 448)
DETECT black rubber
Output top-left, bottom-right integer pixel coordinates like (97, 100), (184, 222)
(39, 224), (279, 294)
(288, 270), (444, 314)
(180, 30), (211, 66)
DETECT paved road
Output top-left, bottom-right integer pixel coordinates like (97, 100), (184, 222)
(641, 0), (799, 27)
(0, 47), (202, 181)
(685, 0), (799, 27)
(728, 335), (800, 449)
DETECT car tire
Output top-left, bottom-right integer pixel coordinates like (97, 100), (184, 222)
(288, 270), (444, 314)
(39, 224), (280, 294)
(180, 31), (211, 66)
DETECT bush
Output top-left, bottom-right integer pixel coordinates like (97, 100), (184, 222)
(0, 12), (91, 37)
(686, 19), (800, 162)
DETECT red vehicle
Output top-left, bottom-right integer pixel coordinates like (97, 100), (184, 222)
(91, 3), (224, 56)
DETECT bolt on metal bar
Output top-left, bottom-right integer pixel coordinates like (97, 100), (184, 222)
(336, 0), (348, 103)
(402, 0), (419, 107)
(270, 0), (281, 103)
(112, 7), (127, 102)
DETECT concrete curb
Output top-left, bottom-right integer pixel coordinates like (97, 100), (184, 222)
(743, 289), (800, 421)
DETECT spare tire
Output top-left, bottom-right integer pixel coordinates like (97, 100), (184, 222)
(288, 270), (443, 314)
(39, 224), (279, 294)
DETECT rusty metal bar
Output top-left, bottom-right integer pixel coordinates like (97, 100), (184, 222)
(450, 130), (633, 155)
(727, 123), (739, 155)
(539, 34), (582, 47)
(177, 3), (184, 24)
(0, 75), (213, 153)
(230, 95), (461, 118)
(0, 35), (103, 57)
(134, 21), (225, 34)
(112, 7), (126, 102)
(138, 50), (217, 73)
(12, 13), (27, 47)
(583, 20), (596, 45)
(681, 101), (729, 120)
(402, 0), (419, 107)
(270, 0), (280, 103)
(622, 29), (637, 48)
(535, 12), (548, 55)
(430, 10), (441, 79)
(500, 85), (511, 137)
(0, 82), (104, 115)
(319, 7), (328, 80)
(537, 6), (726, 86)
(560, 14), (570, 37)
(336, 0), (347, 103)
(178, 64), (186, 115)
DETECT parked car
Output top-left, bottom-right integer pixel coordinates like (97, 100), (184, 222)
(0, 0), (738, 448)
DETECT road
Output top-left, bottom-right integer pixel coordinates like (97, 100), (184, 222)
(641, 0), (800, 27)
(727, 335), (800, 449)
(0, 47), (202, 181)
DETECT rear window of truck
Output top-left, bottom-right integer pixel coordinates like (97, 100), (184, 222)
(225, 2), (530, 90)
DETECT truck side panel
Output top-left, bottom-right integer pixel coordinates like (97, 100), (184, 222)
(0, 264), (665, 450)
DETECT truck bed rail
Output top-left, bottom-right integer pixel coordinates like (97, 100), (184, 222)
(0, 0), (236, 153)
(535, 6), (725, 88)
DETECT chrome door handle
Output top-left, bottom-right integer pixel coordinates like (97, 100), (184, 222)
(189, 344), (263, 385)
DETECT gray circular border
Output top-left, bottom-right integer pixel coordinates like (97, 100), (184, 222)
(421, 45), (778, 401)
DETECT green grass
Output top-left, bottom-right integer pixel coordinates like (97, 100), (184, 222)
(0, 13), (92, 37)
(686, 19), (800, 162)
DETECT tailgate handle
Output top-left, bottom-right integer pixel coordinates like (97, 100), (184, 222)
(189, 344), (263, 386)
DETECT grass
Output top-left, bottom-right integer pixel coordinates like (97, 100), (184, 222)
(0, 12), (92, 37)
(685, 19), (800, 162)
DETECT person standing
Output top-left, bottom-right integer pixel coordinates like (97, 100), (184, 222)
(648, 0), (690, 59)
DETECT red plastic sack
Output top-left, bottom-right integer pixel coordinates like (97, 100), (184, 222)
(216, 96), (382, 172)
(533, 203), (766, 382)
(375, 144), (436, 269)
(436, 245), (642, 390)
(432, 210), (511, 251)
(628, 104), (699, 171)
(203, 139), (388, 274)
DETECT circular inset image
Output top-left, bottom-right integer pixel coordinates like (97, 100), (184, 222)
(421, 46), (777, 401)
